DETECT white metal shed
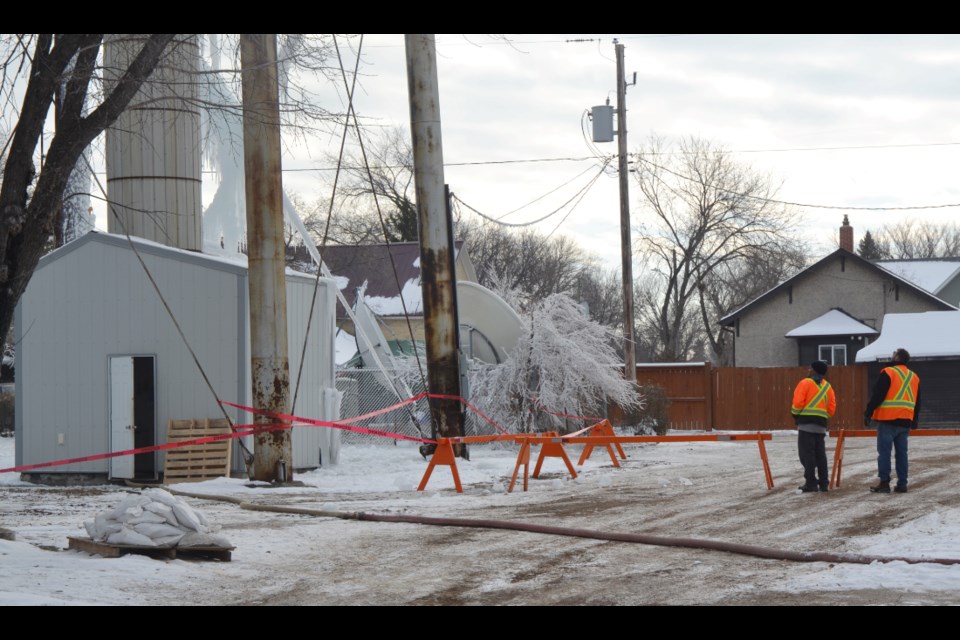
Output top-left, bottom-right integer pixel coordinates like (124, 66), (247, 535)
(14, 231), (340, 483)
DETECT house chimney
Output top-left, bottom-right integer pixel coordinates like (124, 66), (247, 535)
(839, 215), (854, 252)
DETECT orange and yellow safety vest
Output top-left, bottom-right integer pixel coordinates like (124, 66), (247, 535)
(791, 377), (836, 420)
(872, 365), (919, 422)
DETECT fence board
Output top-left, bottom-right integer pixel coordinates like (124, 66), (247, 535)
(627, 364), (869, 432)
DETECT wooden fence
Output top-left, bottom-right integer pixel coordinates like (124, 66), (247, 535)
(627, 363), (869, 432)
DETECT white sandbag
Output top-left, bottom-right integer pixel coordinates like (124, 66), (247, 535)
(193, 508), (209, 528)
(107, 493), (144, 520)
(107, 525), (158, 547)
(133, 522), (187, 540)
(126, 510), (167, 525)
(179, 531), (233, 548)
(171, 502), (203, 532)
(153, 533), (185, 547)
(143, 501), (180, 527)
(142, 487), (179, 507)
(86, 513), (123, 541)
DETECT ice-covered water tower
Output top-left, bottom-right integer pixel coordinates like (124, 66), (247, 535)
(104, 34), (202, 250)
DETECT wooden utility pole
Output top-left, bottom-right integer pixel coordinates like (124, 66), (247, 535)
(616, 40), (636, 383)
(405, 34), (466, 457)
(240, 34), (293, 481)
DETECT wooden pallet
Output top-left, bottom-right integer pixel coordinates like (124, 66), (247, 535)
(67, 536), (233, 561)
(163, 418), (233, 484)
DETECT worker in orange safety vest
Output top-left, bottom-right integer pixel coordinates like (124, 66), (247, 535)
(864, 347), (921, 494)
(791, 360), (837, 493)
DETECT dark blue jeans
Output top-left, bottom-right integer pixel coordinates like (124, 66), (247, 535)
(876, 423), (910, 487)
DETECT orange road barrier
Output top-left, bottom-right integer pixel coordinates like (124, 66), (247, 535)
(532, 432), (579, 483)
(417, 439), (463, 493)
(509, 438), (533, 493)
(828, 428), (960, 489)
(576, 420), (628, 467)
(418, 431), (774, 493)
(561, 433), (774, 490)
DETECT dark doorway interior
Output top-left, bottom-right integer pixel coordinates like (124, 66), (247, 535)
(133, 356), (156, 479)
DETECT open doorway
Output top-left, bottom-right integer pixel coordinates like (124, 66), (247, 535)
(109, 355), (156, 480)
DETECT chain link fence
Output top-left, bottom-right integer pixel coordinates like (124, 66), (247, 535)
(335, 367), (498, 446)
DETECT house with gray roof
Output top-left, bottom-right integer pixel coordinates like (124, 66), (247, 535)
(719, 218), (957, 367)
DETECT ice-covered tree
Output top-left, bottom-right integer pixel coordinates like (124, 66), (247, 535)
(467, 291), (642, 434)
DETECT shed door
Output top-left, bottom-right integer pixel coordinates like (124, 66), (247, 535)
(109, 356), (156, 480)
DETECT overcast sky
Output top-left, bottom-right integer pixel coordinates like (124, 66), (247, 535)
(269, 34), (960, 270)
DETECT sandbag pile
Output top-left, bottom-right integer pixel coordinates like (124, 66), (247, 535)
(83, 487), (232, 549)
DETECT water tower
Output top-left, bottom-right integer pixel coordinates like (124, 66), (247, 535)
(104, 34), (202, 251)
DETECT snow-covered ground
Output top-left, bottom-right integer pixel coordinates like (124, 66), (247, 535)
(3, 431), (960, 605)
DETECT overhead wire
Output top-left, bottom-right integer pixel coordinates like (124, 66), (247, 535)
(453, 155), (612, 230)
(339, 46), (430, 399)
(633, 153), (960, 212)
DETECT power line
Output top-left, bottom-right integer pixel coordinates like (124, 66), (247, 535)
(634, 155), (960, 212)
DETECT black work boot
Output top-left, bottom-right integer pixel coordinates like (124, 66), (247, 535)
(870, 480), (891, 493)
(894, 484), (908, 493)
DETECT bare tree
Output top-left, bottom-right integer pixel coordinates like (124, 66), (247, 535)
(0, 34), (341, 345)
(322, 126), (419, 243)
(632, 135), (803, 362)
(696, 243), (809, 364)
(875, 218), (960, 259)
(0, 34), (176, 344)
(456, 218), (600, 313)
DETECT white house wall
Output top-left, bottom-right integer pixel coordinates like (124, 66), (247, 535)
(735, 257), (941, 367)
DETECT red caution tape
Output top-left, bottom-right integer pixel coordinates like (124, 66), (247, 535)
(219, 400), (436, 444)
(2, 390), (535, 476)
(0, 421), (286, 474)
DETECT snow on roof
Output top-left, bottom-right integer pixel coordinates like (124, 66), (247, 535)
(785, 309), (878, 338)
(875, 260), (960, 294)
(855, 311), (960, 362)
(363, 278), (423, 317)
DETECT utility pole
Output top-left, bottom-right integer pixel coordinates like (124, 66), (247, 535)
(405, 34), (466, 457)
(616, 40), (637, 383)
(240, 34), (293, 482)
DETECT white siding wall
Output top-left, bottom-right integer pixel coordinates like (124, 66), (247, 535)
(17, 235), (339, 478)
(17, 237), (242, 473)
(285, 275), (339, 469)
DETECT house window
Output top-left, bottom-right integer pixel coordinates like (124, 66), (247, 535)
(818, 344), (847, 365)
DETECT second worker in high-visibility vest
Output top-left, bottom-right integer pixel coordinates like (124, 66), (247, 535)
(791, 360), (837, 493)
(864, 347), (921, 494)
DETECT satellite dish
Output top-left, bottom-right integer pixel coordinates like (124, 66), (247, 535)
(456, 281), (524, 364)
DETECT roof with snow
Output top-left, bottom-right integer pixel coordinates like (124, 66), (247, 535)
(874, 259), (960, 295)
(784, 308), (879, 338)
(320, 241), (470, 319)
(855, 311), (960, 362)
(720, 248), (957, 326)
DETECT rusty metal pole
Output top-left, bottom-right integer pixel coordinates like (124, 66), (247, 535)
(240, 34), (293, 482)
(405, 34), (466, 457)
(616, 40), (637, 383)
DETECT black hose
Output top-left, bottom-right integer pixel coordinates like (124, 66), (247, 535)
(228, 500), (960, 567)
